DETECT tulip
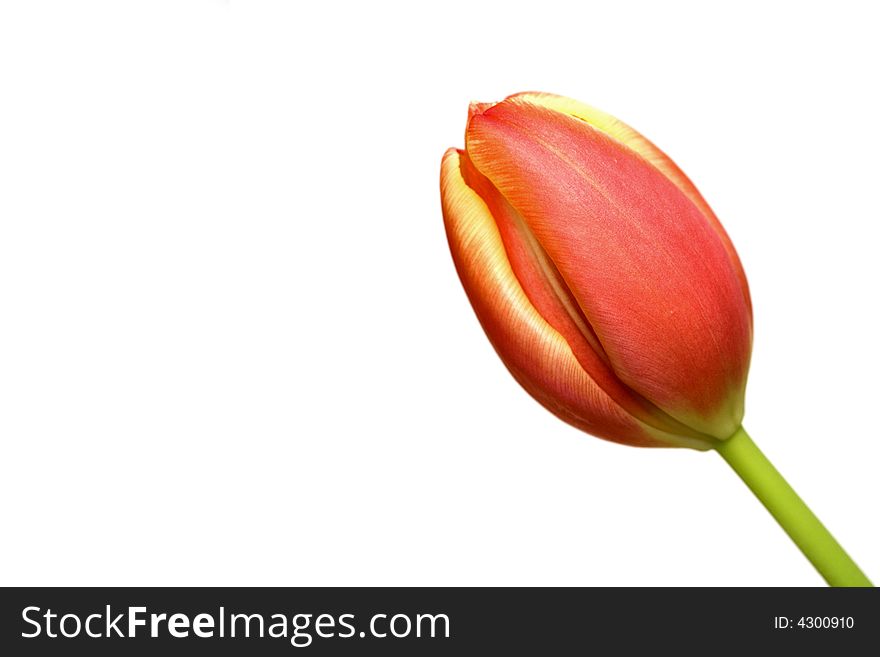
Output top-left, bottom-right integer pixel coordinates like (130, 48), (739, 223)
(440, 92), (871, 586)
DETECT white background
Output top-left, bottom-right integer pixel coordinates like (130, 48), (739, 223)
(1, 1), (878, 586)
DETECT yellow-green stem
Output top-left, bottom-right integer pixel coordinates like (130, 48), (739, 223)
(716, 427), (872, 587)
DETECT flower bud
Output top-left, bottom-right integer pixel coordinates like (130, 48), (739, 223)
(441, 92), (752, 448)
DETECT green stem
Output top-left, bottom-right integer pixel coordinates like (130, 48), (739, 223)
(716, 427), (872, 587)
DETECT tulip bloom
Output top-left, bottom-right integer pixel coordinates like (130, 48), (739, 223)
(441, 92), (750, 449)
(440, 92), (871, 586)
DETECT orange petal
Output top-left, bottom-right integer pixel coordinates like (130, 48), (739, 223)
(509, 91), (752, 323)
(441, 147), (711, 449)
(457, 149), (715, 444)
(465, 100), (750, 438)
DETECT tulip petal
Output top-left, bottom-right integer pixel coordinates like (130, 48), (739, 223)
(441, 148), (711, 449)
(509, 91), (752, 322)
(457, 150), (716, 444)
(465, 101), (750, 438)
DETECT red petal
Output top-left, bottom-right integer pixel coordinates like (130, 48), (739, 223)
(458, 151), (715, 444)
(509, 92), (752, 324)
(441, 148), (711, 449)
(465, 100), (750, 438)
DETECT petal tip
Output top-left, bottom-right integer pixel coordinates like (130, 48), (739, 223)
(468, 101), (495, 120)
